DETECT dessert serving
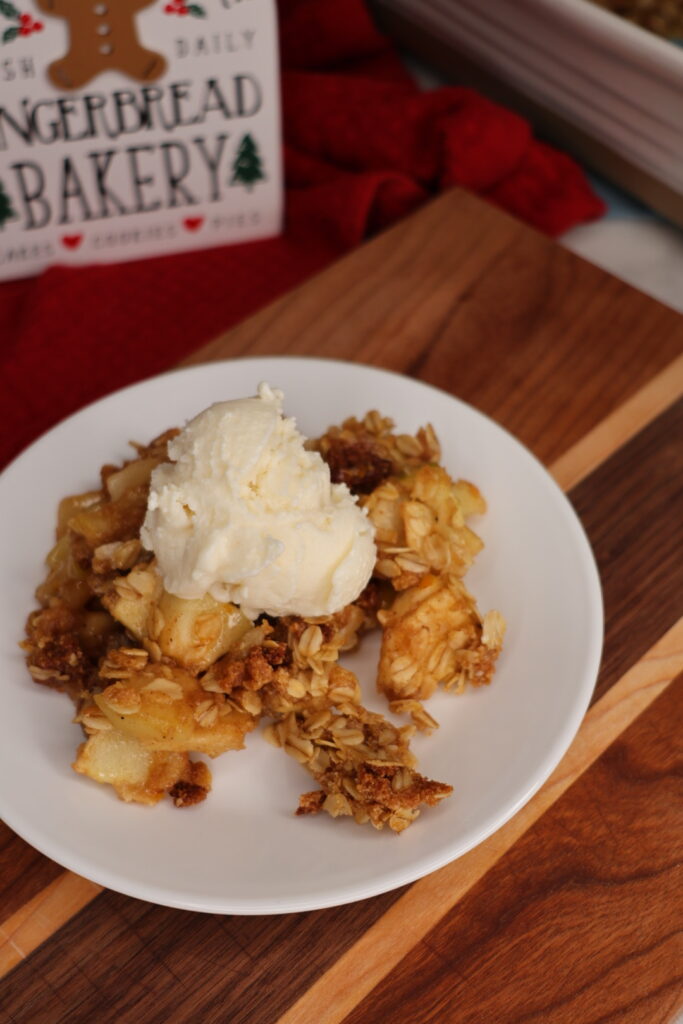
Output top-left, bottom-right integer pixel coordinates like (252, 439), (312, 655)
(22, 385), (504, 834)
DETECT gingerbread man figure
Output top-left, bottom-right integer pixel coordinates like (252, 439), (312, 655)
(36, 0), (167, 90)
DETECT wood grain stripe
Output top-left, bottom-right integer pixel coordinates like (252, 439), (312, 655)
(275, 622), (683, 1024)
(0, 874), (101, 978)
(551, 352), (683, 492)
(0, 825), (63, 922)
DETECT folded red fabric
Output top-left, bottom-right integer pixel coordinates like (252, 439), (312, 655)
(0, 0), (604, 470)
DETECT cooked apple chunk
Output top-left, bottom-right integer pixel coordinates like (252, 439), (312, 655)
(66, 451), (168, 548)
(154, 592), (252, 672)
(103, 564), (251, 672)
(67, 488), (149, 548)
(103, 456), (160, 503)
(73, 729), (212, 806)
(378, 575), (504, 701)
(93, 651), (257, 758)
(363, 465), (486, 592)
(101, 563), (163, 641)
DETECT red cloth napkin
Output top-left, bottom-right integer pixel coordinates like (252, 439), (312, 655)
(0, 0), (604, 471)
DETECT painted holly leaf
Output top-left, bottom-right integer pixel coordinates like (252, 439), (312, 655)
(187, 4), (206, 16)
(0, 0), (19, 19)
(2, 25), (19, 42)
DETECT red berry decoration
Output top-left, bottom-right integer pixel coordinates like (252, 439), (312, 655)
(19, 12), (30, 23)
(32, 20), (43, 31)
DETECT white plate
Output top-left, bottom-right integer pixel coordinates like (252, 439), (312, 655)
(0, 358), (603, 915)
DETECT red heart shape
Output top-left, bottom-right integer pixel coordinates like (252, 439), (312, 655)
(61, 234), (83, 250)
(183, 217), (204, 232)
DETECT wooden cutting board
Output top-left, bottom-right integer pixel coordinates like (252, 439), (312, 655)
(1, 188), (682, 1024)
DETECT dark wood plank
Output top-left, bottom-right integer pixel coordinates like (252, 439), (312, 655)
(187, 190), (683, 466)
(341, 674), (683, 1024)
(402, 242), (683, 466)
(0, 885), (407, 1024)
(570, 399), (683, 701)
(0, 825), (63, 920)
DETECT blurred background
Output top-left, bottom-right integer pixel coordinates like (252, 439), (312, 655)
(381, 0), (683, 313)
(1, 0), (681, 470)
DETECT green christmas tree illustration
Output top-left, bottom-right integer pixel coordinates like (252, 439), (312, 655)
(230, 134), (265, 191)
(0, 179), (16, 230)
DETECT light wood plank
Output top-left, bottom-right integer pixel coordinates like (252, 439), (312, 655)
(0, 873), (101, 976)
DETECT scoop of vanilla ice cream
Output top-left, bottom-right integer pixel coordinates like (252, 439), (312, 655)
(140, 383), (376, 619)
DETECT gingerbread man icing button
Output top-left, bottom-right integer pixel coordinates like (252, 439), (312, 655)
(36, 0), (167, 90)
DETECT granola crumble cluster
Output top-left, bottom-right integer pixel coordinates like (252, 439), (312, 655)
(23, 410), (504, 833)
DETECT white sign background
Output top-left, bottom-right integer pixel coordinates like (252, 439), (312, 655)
(0, 0), (282, 280)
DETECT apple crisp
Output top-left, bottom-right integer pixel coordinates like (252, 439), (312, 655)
(23, 410), (504, 832)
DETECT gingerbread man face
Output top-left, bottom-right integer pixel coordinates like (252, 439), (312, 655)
(36, 0), (167, 90)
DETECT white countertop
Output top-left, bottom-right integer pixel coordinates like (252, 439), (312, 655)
(563, 177), (683, 314)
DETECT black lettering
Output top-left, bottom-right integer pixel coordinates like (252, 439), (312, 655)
(235, 74), (261, 117)
(127, 145), (161, 213)
(140, 86), (174, 132)
(88, 150), (129, 217)
(0, 99), (33, 150)
(19, 57), (35, 79)
(193, 134), (228, 202)
(59, 157), (94, 224)
(111, 89), (146, 136)
(169, 81), (199, 127)
(199, 79), (232, 120)
(10, 162), (50, 229)
(57, 98), (88, 143)
(83, 94), (117, 140)
(30, 99), (62, 144)
(160, 141), (197, 207)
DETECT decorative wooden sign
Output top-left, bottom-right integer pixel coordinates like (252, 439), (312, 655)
(0, 0), (282, 280)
